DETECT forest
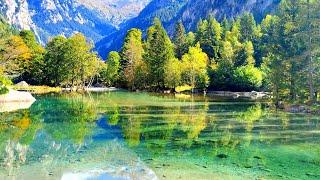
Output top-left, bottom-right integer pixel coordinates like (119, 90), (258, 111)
(0, 0), (319, 105)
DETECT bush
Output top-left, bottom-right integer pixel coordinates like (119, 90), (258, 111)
(233, 65), (263, 91)
(0, 86), (9, 94)
(0, 76), (12, 94)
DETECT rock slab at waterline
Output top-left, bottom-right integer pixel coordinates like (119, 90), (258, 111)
(0, 89), (36, 103)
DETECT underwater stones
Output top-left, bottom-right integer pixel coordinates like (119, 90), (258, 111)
(261, 168), (272, 172)
(306, 172), (318, 177)
(216, 154), (228, 159)
(162, 164), (170, 167)
(253, 156), (262, 160)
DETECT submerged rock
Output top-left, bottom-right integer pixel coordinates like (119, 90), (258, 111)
(216, 154), (228, 159)
(254, 156), (262, 160)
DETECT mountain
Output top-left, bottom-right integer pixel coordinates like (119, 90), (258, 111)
(0, 0), (150, 43)
(175, 0), (281, 31)
(0, 0), (281, 58)
(96, 0), (188, 58)
(96, 0), (280, 59)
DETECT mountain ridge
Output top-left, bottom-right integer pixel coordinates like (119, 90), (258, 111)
(96, 0), (281, 58)
(0, 0), (150, 43)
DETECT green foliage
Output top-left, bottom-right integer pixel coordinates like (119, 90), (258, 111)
(144, 18), (175, 90)
(233, 65), (263, 91)
(164, 58), (182, 89)
(261, 53), (288, 104)
(0, 0), (319, 103)
(43, 36), (68, 86)
(239, 13), (257, 42)
(181, 43), (209, 90)
(173, 21), (188, 59)
(196, 17), (222, 59)
(19, 30), (45, 84)
(0, 35), (32, 77)
(44, 33), (102, 88)
(121, 28), (147, 90)
(103, 51), (121, 86)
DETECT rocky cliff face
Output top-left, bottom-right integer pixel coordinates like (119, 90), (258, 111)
(0, 0), (150, 43)
(0, 0), (38, 36)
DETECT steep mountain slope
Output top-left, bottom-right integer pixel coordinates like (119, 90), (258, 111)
(96, 0), (189, 58)
(96, 0), (280, 58)
(176, 0), (281, 31)
(0, 0), (150, 43)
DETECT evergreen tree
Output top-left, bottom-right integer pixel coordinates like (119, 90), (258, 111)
(235, 41), (255, 66)
(144, 18), (174, 90)
(239, 13), (257, 42)
(173, 21), (187, 59)
(196, 17), (222, 59)
(221, 16), (231, 40)
(299, 0), (320, 102)
(278, 0), (305, 101)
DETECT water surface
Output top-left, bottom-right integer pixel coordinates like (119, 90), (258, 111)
(0, 92), (319, 179)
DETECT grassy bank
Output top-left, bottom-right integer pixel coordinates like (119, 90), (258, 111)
(12, 85), (62, 94)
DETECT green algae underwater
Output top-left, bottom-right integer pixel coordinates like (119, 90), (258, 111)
(0, 92), (319, 180)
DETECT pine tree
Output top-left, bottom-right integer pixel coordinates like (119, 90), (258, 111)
(144, 18), (175, 90)
(173, 21), (187, 59)
(196, 17), (222, 59)
(239, 13), (257, 42)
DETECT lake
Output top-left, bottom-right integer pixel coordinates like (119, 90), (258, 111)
(0, 92), (319, 180)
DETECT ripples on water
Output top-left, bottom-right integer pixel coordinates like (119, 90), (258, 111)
(0, 92), (319, 179)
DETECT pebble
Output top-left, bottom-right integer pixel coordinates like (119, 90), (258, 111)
(216, 154), (228, 159)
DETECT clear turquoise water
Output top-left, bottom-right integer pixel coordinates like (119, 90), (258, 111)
(0, 92), (319, 180)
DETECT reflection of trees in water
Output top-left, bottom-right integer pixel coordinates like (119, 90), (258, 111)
(105, 101), (210, 149)
(104, 101), (317, 154)
(237, 104), (263, 132)
(0, 110), (42, 146)
(40, 93), (98, 144)
(0, 110), (42, 173)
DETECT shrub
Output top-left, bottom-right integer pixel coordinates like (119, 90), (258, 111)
(233, 65), (263, 91)
(0, 76), (12, 95)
